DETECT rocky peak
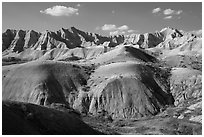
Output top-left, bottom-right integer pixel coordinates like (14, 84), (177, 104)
(2, 29), (17, 51)
(2, 26), (192, 54)
(160, 27), (183, 40)
(4, 29), (17, 35)
(24, 30), (40, 49)
(14, 30), (26, 38)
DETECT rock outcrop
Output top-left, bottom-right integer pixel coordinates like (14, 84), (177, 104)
(3, 26), (200, 64)
(170, 68), (202, 106)
(2, 29), (17, 51)
(124, 33), (163, 48)
(24, 30), (41, 49)
(2, 27), (125, 54)
(124, 27), (183, 49)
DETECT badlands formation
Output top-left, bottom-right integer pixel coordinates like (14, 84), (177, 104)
(2, 26), (202, 134)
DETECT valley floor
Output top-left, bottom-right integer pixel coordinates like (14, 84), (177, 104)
(82, 106), (202, 135)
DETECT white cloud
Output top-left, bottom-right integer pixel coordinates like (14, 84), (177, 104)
(163, 9), (175, 15)
(40, 5), (79, 16)
(176, 10), (183, 15)
(110, 30), (119, 35)
(164, 16), (173, 19)
(127, 30), (135, 33)
(101, 24), (117, 31)
(110, 30), (126, 36)
(76, 4), (81, 7)
(101, 24), (132, 35)
(162, 8), (183, 20)
(152, 8), (161, 13)
(163, 9), (183, 15)
(101, 24), (129, 31)
(118, 25), (129, 30)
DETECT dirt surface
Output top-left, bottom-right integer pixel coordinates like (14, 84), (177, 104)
(82, 113), (202, 135)
(2, 101), (102, 135)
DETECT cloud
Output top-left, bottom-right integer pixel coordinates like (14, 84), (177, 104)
(100, 24), (132, 35)
(101, 24), (117, 31)
(101, 24), (129, 31)
(40, 5), (79, 16)
(152, 8), (161, 13)
(127, 30), (135, 33)
(162, 9), (183, 20)
(152, 7), (183, 20)
(76, 4), (81, 7)
(164, 16), (173, 19)
(176, 10), (183, 15)
(110, 30), (126, 36)
(150, 8), (183, 20)
(163, 9), (175, 15)
(112, 10), (115, 14)
(110, 30), (119, 35)
(118, 25), (129, 30)
(163, 9), (183, 15)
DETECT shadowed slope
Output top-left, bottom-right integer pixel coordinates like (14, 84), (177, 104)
(2, 60), (89, 107)
(2, 101), (101, 135)
(91, 45), (158, 65)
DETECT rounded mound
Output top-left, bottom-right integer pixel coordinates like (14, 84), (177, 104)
(91, 45), (158, 65)
(2, 60), (88, 107)
(2, 101), (101, 135)
(87, 62), (173, 119)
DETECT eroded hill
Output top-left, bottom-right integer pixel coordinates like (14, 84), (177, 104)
(2, 26), (202, 135)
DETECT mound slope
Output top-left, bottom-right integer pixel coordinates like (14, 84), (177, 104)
(2, 101), (101, 135)
(85, 62), (174, 119)
(91, 45), (158, 65)
(2, 60), (89, 107)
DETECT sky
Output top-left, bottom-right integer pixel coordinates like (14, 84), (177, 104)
(2, 2), (202, 36)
